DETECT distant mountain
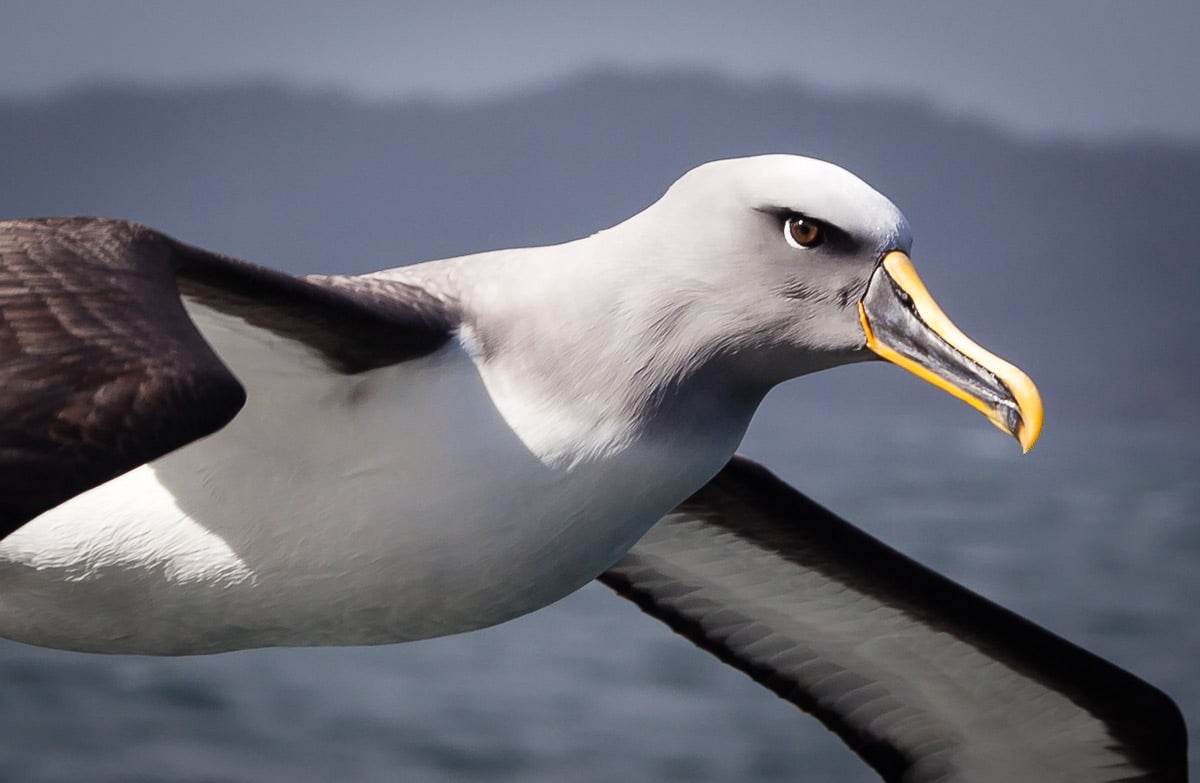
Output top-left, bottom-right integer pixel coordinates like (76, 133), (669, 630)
(1, 71), (1197, 424)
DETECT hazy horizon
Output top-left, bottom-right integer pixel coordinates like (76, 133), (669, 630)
(1, 1), (1197, 141)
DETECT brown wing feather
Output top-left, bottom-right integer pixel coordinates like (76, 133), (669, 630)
(173, 239), (456, 374)
(0, 218), (456, 539)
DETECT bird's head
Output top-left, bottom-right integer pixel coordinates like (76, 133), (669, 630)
(628, 155), (1042, 451)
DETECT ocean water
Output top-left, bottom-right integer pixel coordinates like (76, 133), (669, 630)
(0, 408), (1195, 783)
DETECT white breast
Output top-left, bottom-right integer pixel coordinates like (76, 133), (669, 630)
(0, 302), (725, 654)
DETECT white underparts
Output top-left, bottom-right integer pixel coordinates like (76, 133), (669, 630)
(0, 300), (726, 653)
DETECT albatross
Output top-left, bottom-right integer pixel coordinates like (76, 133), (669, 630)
(0, 155), (1185, 781)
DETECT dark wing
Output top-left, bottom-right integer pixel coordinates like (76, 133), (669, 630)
(601, 456), (1187, 783)
(0, 218), (456, 539)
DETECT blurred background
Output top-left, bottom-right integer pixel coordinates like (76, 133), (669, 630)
(0, 2), (1196, 781)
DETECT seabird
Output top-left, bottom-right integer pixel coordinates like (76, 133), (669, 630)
(0, 155), (1185, 781)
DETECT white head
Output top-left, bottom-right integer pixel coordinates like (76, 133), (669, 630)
(601, 155), (1040, 450)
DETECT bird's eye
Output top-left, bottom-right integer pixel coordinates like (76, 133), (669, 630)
(784, 216), (824, 249)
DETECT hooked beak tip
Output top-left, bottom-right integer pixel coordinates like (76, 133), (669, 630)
(860, 252), (1043, 454)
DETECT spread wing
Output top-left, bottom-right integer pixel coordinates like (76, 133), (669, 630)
(0, 218), (456, 539)
(601, 455), (1187, 783)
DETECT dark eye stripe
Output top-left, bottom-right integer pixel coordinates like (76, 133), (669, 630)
(754, 207), (856, 252)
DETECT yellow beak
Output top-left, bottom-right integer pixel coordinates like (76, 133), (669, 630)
(858, 252), (1043, 452)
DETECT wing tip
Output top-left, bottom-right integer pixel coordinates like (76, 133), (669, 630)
(616, 453), (1192, 783)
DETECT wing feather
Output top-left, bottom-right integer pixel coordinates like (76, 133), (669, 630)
(601, 455), (1187, 782)
(0, 218), (456, 538)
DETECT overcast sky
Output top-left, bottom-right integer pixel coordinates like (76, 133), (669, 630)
(1, 0), (1197, 141)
